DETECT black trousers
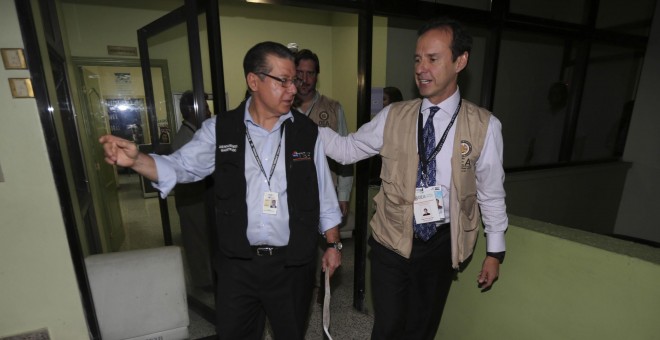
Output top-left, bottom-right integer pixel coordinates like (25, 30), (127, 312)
(369, 225), (454, 340)
(215, 250), (316, 340)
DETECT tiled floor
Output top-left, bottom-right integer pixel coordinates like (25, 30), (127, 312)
(116, 173), (374, 339)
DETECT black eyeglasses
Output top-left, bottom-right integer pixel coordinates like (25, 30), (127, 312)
(259, 72), (302, 87)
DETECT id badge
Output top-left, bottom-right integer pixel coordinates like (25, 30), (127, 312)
(432, 186), (445, 219)
(413, 187), (441, 223)
(263, 191), (278, 215)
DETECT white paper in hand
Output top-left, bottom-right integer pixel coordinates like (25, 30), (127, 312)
(323, 269), (333, 340)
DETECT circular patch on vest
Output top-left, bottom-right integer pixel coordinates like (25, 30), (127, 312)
(319, 111), (329, 121)
(460, 140), (472, 156)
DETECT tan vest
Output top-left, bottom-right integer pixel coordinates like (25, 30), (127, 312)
(307, 94), (340, 131)
(303, 94), (342, 185)
(372, 98), (491, 268)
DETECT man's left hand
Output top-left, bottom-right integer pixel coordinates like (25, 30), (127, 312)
(322, 248), (342, 278)
(477, 256), (500, 290)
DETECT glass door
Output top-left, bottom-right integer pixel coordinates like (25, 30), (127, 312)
(137, 0), (223, 327)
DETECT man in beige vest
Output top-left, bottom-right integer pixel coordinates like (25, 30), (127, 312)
(320, 17), (508, 339)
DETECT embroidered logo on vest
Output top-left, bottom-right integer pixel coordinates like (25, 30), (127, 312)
(460, 140), (473, 172)
(460, 140), (472, 156)
(318, 111), (329, 127)
(218, 144), (238, 152)
(292, 151), (312, 161)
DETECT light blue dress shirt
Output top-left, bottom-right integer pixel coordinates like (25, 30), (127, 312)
(151, 98), (342, 247)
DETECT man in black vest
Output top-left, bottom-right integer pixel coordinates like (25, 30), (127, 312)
(99, 41), (343, 340)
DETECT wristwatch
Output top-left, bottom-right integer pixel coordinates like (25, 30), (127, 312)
(327, 241), (343, 252)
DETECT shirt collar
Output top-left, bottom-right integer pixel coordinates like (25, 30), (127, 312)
(421, 88), (461, 117)
(243, 97), (294, 131)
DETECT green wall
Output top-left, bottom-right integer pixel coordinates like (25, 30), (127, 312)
(436, 217), (660, 340)
(362, 193), (660, 339)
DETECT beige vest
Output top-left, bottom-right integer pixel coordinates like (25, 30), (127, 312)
(307, 94), (340, 131)
(372, 98), (491, 268)
(302, 94), (342, 185)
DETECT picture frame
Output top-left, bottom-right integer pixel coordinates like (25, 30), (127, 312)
(8, 78), (34, 98)
(1, 48), (27, 70)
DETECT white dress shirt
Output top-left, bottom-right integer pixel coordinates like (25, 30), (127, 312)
(319, 89), (507, 252)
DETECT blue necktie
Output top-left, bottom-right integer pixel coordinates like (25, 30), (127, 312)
(413, 106), (439, 241)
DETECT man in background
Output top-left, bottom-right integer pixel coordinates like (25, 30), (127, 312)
(172, 90), (213, 292)
(293, 49), (353, 217)
(382, 86), (403, 107)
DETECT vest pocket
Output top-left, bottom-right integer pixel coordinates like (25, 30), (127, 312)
(375, 188), (405, 225)
(379, 148), (398, 183)
(459, 193), (479, 231)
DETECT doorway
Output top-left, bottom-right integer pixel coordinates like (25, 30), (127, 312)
(21, 0), (222, 337)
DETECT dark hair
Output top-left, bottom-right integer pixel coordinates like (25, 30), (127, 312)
(179, 90), (208, 120)
(383, 86), (403, 103)
(294, 49), (320, 74)
(418, 17), (472, 62)
(243, 41), (295, 78)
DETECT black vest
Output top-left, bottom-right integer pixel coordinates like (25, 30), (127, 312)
(214, 101), (320, 265)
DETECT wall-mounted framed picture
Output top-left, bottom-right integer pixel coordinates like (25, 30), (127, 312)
(1, 48), (27, 70)
(8, 78), (34, 98)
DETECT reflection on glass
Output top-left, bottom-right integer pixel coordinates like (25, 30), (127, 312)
(493, 31), (570, 167)
(573, 43), (642, 161)
(510, 0), (586, 24)
(596, 0), (656, 35)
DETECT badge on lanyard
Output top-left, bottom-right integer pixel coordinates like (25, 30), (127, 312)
(432, 186), (445, 219)
(263, 191), (278, 215)
(413, 186), (442, 223)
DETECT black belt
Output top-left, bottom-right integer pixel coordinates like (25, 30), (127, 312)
(413, 222), (450, 240)
(250, 245), (285, 256)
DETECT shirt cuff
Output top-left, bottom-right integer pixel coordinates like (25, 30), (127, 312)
(319, 215), (342, 234)
(150, 154), (176, 198)
(485, 231), (506, 253)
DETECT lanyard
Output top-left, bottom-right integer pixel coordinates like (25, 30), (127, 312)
(245, 124), (285, 190)
(417, 100), (462, 178)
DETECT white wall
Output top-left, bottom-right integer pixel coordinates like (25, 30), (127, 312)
(615, 1), (660, 243)
(0, 1), (88, 338)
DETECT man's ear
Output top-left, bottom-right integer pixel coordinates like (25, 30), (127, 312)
(246, 72), (259, 93)
(455, 52), (469, 73)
